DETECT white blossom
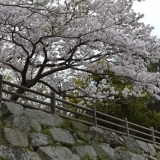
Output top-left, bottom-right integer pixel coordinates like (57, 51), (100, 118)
(0, 0), (159, 101)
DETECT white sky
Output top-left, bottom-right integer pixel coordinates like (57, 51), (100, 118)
(133, 0), (160, 38)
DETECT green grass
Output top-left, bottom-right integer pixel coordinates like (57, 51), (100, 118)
(81, 153), (94, 160)
(0, 156), (6, 160)
(41, 127), (52, 138)
(29, 126), (38, 133)
(41, 126), (61, 147)
(60, 119), (77, 132)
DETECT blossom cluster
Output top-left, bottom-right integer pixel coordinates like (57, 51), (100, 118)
(0, 0), (160, 101)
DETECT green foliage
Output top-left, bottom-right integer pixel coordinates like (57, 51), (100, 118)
(81, 153), (94, 160)
(60, 119), (77, 132)
(50, 141), (59, 147)
(29, 126), (38, 133)
(0, 156), (6, 160)
(97, 154), (108, 160)
(41, 126), (59, 147)
(41, 126), (52, 138)
(66, 61), (160, 131)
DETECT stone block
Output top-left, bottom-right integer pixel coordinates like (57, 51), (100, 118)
(92, 143), (115, 160)
(30, 133), (52, 149)
(72, 121), (89, 132)
(137, 140), (156, 156)
(30, 119), (42, 132)
(90, 126), (121, 147)
(3, 115), (41, 132)
(100, 143), (115, 159)
(157, 151), (160, 159)
(37, 146), (80, 160)
(90, 126), (105, 142)
(26, 150), (41, 160)
(119, 151), (146, 160)
(0, 102), (23, 116)
(75, 131), (91, 142)
(3, 128), (28, 147)
(4, 115), (30, 131)
(0, 145), (41, 160)
(123, 136), (141, 154)
(23, 108), (63, 127)
(49, 127), (75, 145)
(74, 145), (98, 160)
(146, 155), (158, 160)
(148, 143), (156, 156)
(103, 130), (122, 148)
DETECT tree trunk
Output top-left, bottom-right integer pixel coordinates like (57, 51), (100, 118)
(10, 87), (26, 101)
(10, 80), (36, 101)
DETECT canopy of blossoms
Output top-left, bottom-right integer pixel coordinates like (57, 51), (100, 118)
(0, 0), (160, 101)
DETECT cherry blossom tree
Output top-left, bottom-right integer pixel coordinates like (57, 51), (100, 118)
(0, 0), (160, 102)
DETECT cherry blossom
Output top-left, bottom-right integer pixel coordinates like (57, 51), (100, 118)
(0, 0), (160, 101)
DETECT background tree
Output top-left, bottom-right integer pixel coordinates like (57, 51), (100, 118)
(0, 69), (51, 108)
(0, 0), (160, 103)
(67, 61), (160, 131)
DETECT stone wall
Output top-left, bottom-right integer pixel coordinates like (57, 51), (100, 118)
(0, 101), (160, 160)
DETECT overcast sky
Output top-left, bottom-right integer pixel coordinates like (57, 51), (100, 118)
(133, 0), (160, 38)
